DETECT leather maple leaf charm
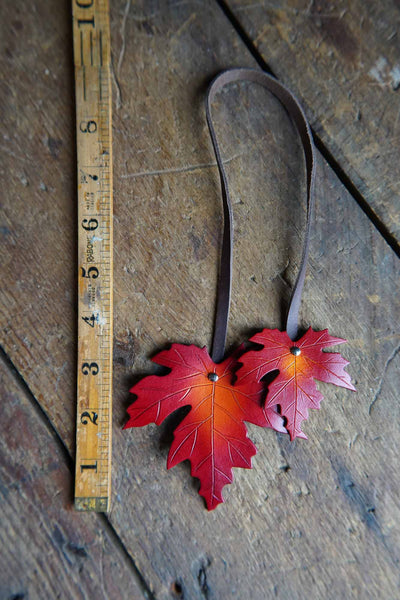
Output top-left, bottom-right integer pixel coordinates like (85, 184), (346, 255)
(238, 328), (355, 441)
(124, 344), (285, 510)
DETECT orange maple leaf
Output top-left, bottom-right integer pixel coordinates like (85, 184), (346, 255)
(124, 344), (285, 509)
(238, 328), (355, 440)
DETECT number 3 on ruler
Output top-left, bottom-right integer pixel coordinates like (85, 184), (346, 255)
(81, 362), (99, 375)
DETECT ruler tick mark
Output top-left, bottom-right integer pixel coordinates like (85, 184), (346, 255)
(83, 67), (86, 101)
(90, 31), (93, 66)
(80, 30), (84, 66)
(99, 30), (103, 67)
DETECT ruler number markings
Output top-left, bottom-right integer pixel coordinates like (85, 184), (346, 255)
(73, 0), (112, 512)
(81, 411), (98, 426)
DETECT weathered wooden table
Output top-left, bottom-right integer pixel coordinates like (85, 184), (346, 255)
(1, 1), (399, 598)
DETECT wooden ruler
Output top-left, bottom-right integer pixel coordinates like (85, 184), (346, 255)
(72, 0), (113, 512)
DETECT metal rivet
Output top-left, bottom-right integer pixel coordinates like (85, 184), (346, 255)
(290, 346), (301, 356)
(208, 372), (219, 382)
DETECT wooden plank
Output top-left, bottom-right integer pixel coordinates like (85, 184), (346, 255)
(1, 1), (400, 599)
(0, 0), (78, 448)
(226, 0), (400, 244)
(0, 357), (145, 600)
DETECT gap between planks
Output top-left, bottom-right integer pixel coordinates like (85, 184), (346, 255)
(215, 0), (400, 259)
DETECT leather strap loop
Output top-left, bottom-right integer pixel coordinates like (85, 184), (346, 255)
(206, 68), (316, 363)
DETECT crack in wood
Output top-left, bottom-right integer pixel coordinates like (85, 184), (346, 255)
(369, 343), (400, 415)
(216, 0), (400, 259)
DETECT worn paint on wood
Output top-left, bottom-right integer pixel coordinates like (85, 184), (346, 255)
(1, 1), (400, 599)
(228, 0), (400, 243)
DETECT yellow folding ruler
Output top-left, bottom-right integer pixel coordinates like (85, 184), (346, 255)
(72, 0), (113, 512)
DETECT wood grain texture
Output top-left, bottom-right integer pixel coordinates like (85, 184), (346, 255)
(1, 1), (400, 599)
(0, 357), (145, 600)
(227, 0), (400, 243)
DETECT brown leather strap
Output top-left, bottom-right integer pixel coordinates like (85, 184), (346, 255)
(206, 68), (316, 363)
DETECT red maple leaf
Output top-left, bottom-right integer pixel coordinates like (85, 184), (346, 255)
(238, 328), (355, 441)
(124, 344), (285, 510)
